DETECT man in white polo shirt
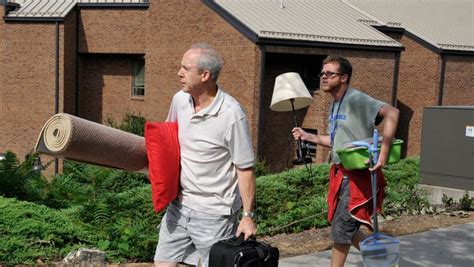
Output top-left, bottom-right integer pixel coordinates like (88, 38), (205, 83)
(154, 43), (257, 267)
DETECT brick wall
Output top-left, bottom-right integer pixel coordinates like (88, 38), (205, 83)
(0, 5), (5, 153)
(76, 7), (148, 124)
(443, 55), (474, 105)
(78, 54), (148, 123)
(63, 10), (78, 115)
(388, 33), (442, 157)
(0, 13), (75, 174)
(78, 8), (146, 54)
(0, 21), (60, 160)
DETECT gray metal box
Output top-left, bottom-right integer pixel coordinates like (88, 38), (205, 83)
(420, 106), (474, 190)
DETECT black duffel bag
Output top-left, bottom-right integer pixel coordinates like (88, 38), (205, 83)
(209, 235), (279, 267)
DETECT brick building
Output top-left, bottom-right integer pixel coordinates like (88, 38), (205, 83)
(0, 0), (472, 173)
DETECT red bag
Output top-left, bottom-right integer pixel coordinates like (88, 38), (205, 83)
(145, 122), (180, 212)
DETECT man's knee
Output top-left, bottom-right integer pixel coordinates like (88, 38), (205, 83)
(154, 261), (179, 267)
(333, 242), (351, 253)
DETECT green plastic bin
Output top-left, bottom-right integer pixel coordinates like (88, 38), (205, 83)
(336, 139), (403, 170)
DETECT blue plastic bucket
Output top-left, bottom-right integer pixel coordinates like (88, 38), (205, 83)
(360, 234), (400, 267)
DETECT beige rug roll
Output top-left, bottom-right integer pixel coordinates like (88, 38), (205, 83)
(35, 113), (147, 172)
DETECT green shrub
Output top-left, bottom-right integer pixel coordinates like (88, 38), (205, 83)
(43, 162), (162, 262)
(256, 157), (429, 234)
(106, 112), (146, 136)
(0, 151), (49, 202)
(442, 192), (473, 211)
(459, 192), (473, 211)
(254, 159), (271, 177)
(1, 156), (162, 263)
(382, 157), (430, 215)
(100, 186), (163, 261)
(256, 164), (330, 234)
(0, 196), (96, 264)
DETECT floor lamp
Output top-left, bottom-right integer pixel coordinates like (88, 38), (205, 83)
(270, 72), (314, 165)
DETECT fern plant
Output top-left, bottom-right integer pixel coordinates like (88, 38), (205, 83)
(0, 151), (49, 202)
(256, 164), (330, 234)
(0, 196), (96, 264)
(105, 112), (146, 137)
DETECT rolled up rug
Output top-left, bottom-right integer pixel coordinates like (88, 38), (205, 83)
(35, 113), (148, 172)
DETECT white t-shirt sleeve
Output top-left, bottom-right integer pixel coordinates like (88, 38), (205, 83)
(166, 93), (179, 122)
(225, 117), (255, 169)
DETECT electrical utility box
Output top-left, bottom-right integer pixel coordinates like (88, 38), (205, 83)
(420, 106), (474, 190)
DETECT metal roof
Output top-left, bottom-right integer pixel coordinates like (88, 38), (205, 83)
(6, 0), (76, 18)
(78, 0), (146, 3)
(212, 0), (402, 48)
(6, 0), (470, 52)
(344, 0), (474, 52)
(5, 0), (148, 20)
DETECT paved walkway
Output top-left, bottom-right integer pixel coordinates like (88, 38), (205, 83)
(279, 222), (474, 266)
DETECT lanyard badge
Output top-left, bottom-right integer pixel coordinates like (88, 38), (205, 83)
(329, 90), (347, 147)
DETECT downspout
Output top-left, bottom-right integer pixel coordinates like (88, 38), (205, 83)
(55, 21), (59, 114)
(75, 7), (79, 115)
(391, 51), (401, 107)
(256, 45), (266, 159)
(2, 0), (6, 17)
(54, 20), (60, 174)
(437, 54), (446, 106)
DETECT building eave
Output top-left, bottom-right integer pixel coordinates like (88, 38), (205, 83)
(439, 49), (474, 57)
(4, 16), (64, 22)
(202, 0), (258, 43)
(256, 37), (405, 52)
(404, 30), (474, 56)
(77, 3), (149, 8)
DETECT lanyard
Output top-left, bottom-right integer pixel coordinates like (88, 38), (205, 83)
(330, 89), (348, 146)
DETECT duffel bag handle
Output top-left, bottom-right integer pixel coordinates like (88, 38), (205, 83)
(227, 234), (257, 246)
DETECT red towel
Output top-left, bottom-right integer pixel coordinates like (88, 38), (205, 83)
(327, 164), (386, 231)
(145, 122), (180, 213)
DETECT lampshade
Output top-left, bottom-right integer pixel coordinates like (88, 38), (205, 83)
(270, 72), (313, 112)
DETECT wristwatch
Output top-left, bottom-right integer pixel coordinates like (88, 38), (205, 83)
(242, 210), (255, 219)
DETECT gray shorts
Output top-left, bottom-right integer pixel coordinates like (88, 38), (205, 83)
(330, 176), (361, 244)
(154, 200), (239, 267)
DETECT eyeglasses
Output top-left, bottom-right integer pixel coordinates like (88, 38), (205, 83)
(318, 71), (343, 78)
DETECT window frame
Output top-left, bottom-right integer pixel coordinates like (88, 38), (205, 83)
(131, 58), (145, 98)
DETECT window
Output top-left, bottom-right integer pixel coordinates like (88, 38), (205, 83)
(132, 58), (145, 97)
(267, 53), (325, 93)
(300, 60), (322, 93)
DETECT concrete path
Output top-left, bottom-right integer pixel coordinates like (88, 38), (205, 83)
(279, 222), (474, 267)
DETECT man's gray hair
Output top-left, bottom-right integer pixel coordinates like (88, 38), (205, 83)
(190, 43), (222, 82)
